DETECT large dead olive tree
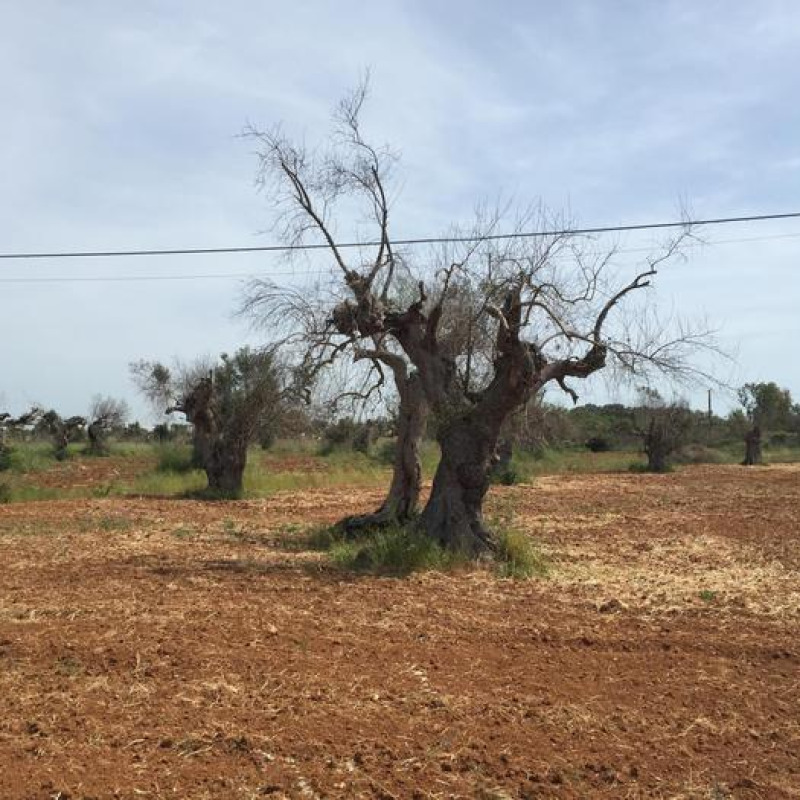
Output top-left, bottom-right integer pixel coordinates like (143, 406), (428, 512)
(242, 88), (432, 530)
(245, 83), (714, 554)
(131, 347), (283, 495)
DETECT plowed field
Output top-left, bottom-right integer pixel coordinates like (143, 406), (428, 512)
(1, 465), (799, 798)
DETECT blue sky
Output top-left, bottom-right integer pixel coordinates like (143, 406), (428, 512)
(1, 1), (799, 420)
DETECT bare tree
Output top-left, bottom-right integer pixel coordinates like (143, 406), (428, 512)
(131, 347), (284, 496)
(241, 86), (433, 529)
(244, 81), (717, 554)
(86, 396), (129, 456)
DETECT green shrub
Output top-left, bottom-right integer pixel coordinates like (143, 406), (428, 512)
(0, 446), (11, 472)
(156, 443), (195, 473)
(0, 481), (11, 503)
(491, 465), (519, 486)
(319, 419), (358, 454)
(375, 438), (397, 465)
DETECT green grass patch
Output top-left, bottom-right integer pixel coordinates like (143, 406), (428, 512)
(125, 469), (207, 497)
(311, 516), (548, 580)
(155, 443), (196, 473)
(329, 524), (462, 576)
(494, 526), (549, 579)
(3, 442), (57, 474)
(0, 479), (91, 503)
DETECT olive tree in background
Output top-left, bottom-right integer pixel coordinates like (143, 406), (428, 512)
(131, 347), (284, 496)
(634, 388), (694, 473)
(738, 382), (797, 466)
(37, 410), (86, 461)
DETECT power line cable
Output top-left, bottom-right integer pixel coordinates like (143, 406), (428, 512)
(1, 211), (799, 262)
(2, 229), (800, 285)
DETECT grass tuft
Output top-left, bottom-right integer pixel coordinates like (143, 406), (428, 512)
(494, 526), (549, 579)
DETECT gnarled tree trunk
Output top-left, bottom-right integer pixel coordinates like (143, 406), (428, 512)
(87, 421), (107, 456)
(184, 390), (248, 496)
(419, 413), (502, 556)
(743, 425), (762, 466)
(205, 439), (248, 495)
(340, 372), (427, 532)
(644, 420), (670, 472)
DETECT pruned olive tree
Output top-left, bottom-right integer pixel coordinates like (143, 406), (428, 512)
(86, 396), (129, 456)
(634, 388), (693, 472)
(244, 82), (716, 555)
(131, 347), (284, 495)
(738, 382), (796, 466)
(38, 410), (86, 461)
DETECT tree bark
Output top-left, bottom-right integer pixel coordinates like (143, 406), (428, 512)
(419, 414), (500, 555)
(743, 425), (762, 466)
(205, 439), (247, 496)
(340, 372), (427, 532)
(644, 422), (670, 472)
(87, 421), (107, 456)
(645, 443), (669, 473)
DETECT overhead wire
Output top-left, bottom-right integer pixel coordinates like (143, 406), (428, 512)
(1, 213), (799, 285)
(1, 210), (799, 262)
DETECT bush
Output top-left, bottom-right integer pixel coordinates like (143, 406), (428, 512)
(156, 443), (196, 473)
(319, 419), (358, 455)
(0, 446), (11, 473)
(320, 419), (382, 455)
(586, 436), (611, 452)
(491, 465), (519, 486)
(0, 481), (11, 503)
(152, 423), (172, 443)
(375, 438), (397, 465)
(352, 424), (376, 454)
